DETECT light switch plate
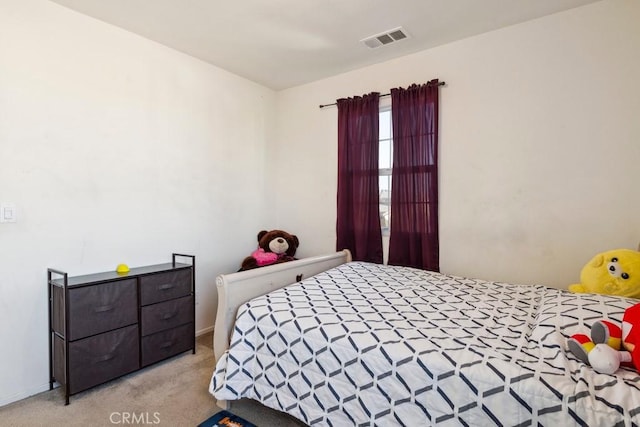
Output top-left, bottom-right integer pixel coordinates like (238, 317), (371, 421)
(0, 203), (16, 223)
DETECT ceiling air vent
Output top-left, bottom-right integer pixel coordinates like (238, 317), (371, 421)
(361, 27), (409, 49)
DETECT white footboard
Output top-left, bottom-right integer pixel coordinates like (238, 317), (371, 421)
(213, 250), (352, 362)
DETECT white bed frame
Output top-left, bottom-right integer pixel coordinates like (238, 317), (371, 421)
(213, 250), (352, 363)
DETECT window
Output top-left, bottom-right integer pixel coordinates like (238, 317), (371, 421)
(337, 82), (439, 269)
(379, 107), (392, 234)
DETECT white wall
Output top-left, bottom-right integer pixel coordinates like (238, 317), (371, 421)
(0, 0), (275, 405)
(272, 0), (640, 287)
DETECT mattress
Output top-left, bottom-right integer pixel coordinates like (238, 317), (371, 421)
(210, 261), (640, 425)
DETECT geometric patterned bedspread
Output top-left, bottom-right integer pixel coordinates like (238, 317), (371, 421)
(210, 262), (640, 426)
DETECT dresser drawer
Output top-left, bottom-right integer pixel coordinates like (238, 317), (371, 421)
(141, 323), (194, 367)
(140, 295), (193, 336)
(56, 279), (137, 341)
(68, 325), (139, 394)
(140, 269), (191, 305)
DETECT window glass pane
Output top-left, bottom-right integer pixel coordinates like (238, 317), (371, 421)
(379, 109), (392, 233)
(379, 110), (391, 140)
(379, 175), (390, 203)
(379, 140), (391, 169)
(379, 204), (390, 230)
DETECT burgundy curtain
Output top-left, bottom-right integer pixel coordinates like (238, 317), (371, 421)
(388, 81), (439, 271)
(336, 93), (383, 263)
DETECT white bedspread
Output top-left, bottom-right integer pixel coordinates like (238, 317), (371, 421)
(210, 262), (640, 426)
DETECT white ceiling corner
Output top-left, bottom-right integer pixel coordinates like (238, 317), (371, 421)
(48, 0), (602, 90)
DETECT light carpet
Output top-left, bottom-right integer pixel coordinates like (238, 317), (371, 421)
(0, 333), (306, 427)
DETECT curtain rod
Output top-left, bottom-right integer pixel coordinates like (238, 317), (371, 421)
(318, 81), (446, 109)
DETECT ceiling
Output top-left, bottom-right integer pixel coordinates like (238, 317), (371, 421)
(49, 0), (601, 90)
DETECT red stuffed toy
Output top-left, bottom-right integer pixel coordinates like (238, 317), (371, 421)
(568, 302), (640, 374)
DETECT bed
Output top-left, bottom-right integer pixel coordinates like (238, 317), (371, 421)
(209, 251), (640, 425)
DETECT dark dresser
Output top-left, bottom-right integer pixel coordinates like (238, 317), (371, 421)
(47, 254), (195, 404)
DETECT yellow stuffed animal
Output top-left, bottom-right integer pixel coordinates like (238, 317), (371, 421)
(569, 249), (640, 299)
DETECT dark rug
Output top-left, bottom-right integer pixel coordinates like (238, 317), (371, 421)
(198, 410), (258, 427)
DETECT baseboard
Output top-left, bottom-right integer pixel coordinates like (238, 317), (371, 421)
(196, 325), (214, 337)
(0, 382), (51, 408)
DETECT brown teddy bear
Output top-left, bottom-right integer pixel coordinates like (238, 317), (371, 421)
(239, 229), (299, 271)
